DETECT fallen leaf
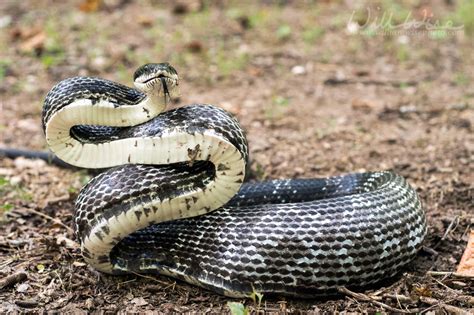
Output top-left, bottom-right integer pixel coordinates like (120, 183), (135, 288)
(79, 0), (100, 13)
(19, 30), (46, 54)
(185, 40), (203, 53)
(137, 15), (153, 27)
(457, 230), (474, 275)
(351, 98), (377, 112)
(227, 302), (248, 315)
(72, 261), (87, 267)
(56, 235), (79, 249)
(131, 297), (148, 307)
(16, 283), (29, 293)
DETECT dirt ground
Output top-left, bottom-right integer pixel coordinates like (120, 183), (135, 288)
(0, 0), (473, 313)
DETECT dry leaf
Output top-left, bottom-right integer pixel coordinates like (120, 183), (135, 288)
(137, 15), (153, 27)
(457, 230), (474, 275)
(131, 297), (148, 306)
(19, 30), (46, 54)
(79, 0), (100, 13)
(351, 98), (377, 112)
(72, 261), (87, 267)
(16, 283), (29, 293)
(56, 235), (79, 249)
(185, 40), (203, 53)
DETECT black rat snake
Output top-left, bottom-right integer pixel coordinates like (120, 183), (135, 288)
(41, 63), (427, 297)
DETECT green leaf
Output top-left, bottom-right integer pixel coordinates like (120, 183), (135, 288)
(249, 287), (263, 308)
(276, 24), (292, 40)
(0, 176), (9, 187)
(36, 264), (45, 273)
(1, 203), (13, 212)
(227, 302), (248, 315)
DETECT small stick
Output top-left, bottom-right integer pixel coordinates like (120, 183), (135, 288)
(337, 287), (419, 313)
(420, 296), (467, 315)
(432, 277), (456, 292)
(323, 78), (419, 87)
(0, 271), (27, 290)
(382, 293), (414, 303)
(454, 295), (474, 306)
(441, 216), (459, 241)
(21, 208), (74, 234)
(427, 271), (474, 279)
(129, 271), (176, 290)
(15, 299), (38, 308)
(421, 246), (439, 256)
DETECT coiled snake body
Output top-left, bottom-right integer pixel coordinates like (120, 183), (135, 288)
(42, 63), (427, 297)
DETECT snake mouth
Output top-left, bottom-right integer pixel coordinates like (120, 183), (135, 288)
(140, 73), (179, 88)
(134, 73), (179, 97)
(142, 74), (168, 84)
(133, 63), (179, 95)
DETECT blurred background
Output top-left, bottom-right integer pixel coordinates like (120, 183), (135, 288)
(0, 0), (473, 312)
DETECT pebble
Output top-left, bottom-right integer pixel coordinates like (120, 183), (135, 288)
(291, 65), (306, 75)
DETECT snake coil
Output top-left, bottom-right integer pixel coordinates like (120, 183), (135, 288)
(42, 63), (427, 297)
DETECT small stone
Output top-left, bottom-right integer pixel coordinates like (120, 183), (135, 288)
(346, 21), (359, 34)
(291, 65), (306, 75)
(16, 283), (29, 293)
(0, 15), (12, 28)
(9, 176), (22, 186)
(13, 157), (46, 170)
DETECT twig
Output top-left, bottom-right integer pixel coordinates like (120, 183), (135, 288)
(420, 296), (468, 315)
(0, 271), (27, 290)
(324, 78), (419, 87)
(15, 299), (38, 308)
(129, 271), (176, 290)
(337, 287), (419, 313)
(427, 271), (474, 279)
(421, 246), (439, 256)
(434, 215), (459, 248)
(69, 273), (96, 289)
(117, 278), (136, 289)
(382, 293), (414, 303)
(454, 295), (474, 307)
(432, 277), (457, 292)
(21, 208), (74, 234)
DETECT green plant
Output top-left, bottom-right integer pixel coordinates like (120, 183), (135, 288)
(41, 18), (66, 68)
(455, 0), (474, 35)
(249, 287), (263, 309)
(0, 60), (11, 83)
(276, 24), (292, 41)
(265, 96), (291, 121)
(0, 176), (31, 216)
(227, 302), (248, 315)
(214, 50), (249, 78)
(429, 29), (448, 40)
(396, 44), (410, 62)
(302, 26), (325, 44)
(0, 203), (13, 212)
(454, 72), (470, 86)
(248, 8), (270, 29)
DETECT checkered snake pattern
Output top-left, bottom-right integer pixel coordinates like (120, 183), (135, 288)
(42, 64), (427, 297)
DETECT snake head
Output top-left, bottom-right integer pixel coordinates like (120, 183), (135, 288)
(133, 63), (179, 98)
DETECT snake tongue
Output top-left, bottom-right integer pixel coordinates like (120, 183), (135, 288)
(160, 77), (171, 101)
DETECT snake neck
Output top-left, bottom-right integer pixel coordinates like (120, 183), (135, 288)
(44, 92), (167, 168)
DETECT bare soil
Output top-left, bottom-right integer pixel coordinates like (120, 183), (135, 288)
(0, 0), (473, 313)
